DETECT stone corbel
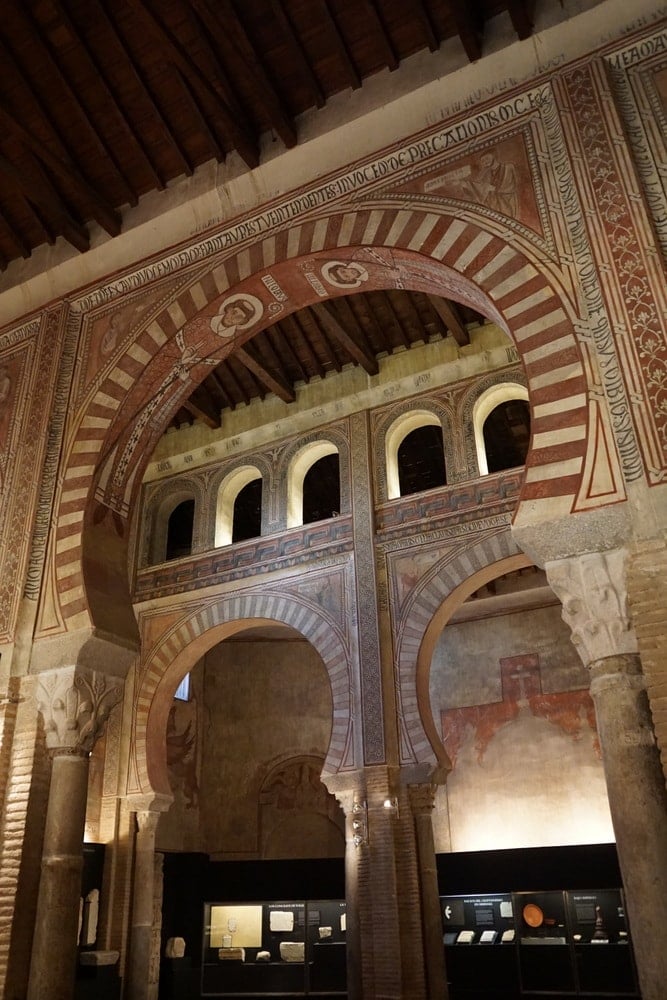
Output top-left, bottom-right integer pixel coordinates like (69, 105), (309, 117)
(545, 548), (638, 669)
(37, 667), (124, 754)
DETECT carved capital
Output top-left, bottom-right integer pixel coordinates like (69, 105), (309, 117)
(37, 668), (123, 754)
(545, 549), (637, 669)
(408, 783), (437, 815)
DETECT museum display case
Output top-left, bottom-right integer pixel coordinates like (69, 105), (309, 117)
(441, 888), (639, 998)
(201, 899), (346, 996)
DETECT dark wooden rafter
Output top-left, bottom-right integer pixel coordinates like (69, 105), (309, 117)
(443, 0), (483, 62)
(193, 0), (298, 149)
(209, 370), (234, 410)
(315, 302), (379, 376)
(268, 0), (326, 108)
(400, 291), (430, 346)
(507, 0), (535, 40)
(0, 148), (90, 252)
(363, 0), (399, 71)
(318, 0), (362, 90)
(96, 0), (193, 177)
(124, 0), (261, 167)
(175, 70), (224, 162)
(0, 204), (32, 259)
(427, 294), (470, 346)
(182, 398), (218, 428)
(254, 330), (294, 392)
(413, 0), (439, 52)
(282, 314), (326, 381)
(271, 321), (308, 384)
(56, 0), (165, 190)
(16, 1), (138, 206)
(221, 358), (252, 406)
(382, 293), (412, 353)
(234, 344), (296, 403)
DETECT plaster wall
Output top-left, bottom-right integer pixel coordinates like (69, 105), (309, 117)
(430, 603), (614, 853)
(197, 637), (335, 859)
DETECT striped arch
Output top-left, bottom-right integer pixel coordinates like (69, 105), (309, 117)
(134, 588), (354, 798)
(395, 528), (531, 768)
(53, 206), (590, 634)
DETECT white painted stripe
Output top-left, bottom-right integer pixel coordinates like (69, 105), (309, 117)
(60, 585), (86, 606)
(190, 282), (208, 311)
(56, 534), (82, 554)
(72, 439), (102, 454)
(337, 212), (359, 246)
(489, 263), (538, 300)
(236, 249), (252, 281)
(146, 320), (168, 345)
(533, 394), (586, 418)
(56, 559), (81, 579)
(430, 218), (467, 259)
(384, 210), (413, 246)
(60, 487), (89, 504)
(94, 391), (122, 410)
(532, 425), (586, 448)
(472, 244), (518, 285)
(109, 366), (134, 390)
(361, 210), (384, 245)
(81, 415), (111, 430)
(127, 342), (152, 366)
(407, 213), (440, 251)
(211, 263), (230, 293)
(286, 226), (302, 259)
(262, 235), (277, 267)
(523, 334), (573, 365)
(63, 463), (96, 480)
(525, 457), (582, 481)
(530, 362), (582, 389)
(454, 231), (494, 271)
(167, 301), (187, 328)
(311, 218), (330, 251)
(514, 494), (575, 523)
(515, 308), (567, 343)
(504, 285), (554, 319)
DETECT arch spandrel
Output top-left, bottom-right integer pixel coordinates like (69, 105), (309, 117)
(51, 207), (616, 636)
(131, 592), (356, 799)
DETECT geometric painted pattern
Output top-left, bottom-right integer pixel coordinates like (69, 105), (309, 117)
(53, 206), (591, 634)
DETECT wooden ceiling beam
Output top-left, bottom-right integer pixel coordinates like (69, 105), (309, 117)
(0, 83), (121, 237)
(381, 295), (411, 355)
(56, 0), (165, 190)
(443, 1), (483, 62)
(0, 151), (90, 253)
(234, 345), (296, 404)
(269, 0), (326, 108)
(208, 370), (234, 410)
(16, 1), (138, 206)
(96, 0), (193, 177)
(398, 291), (427, 347)
(0, 205), (33, 260)
(413, 0), (439, 53)
(182, 398), (218, 429)
(428, 295), (470, 347)
(271, 322), (308, 384)
(222, 358), (252, 406)
(176, 71), (224, 162)
(194, 0), (297, 150)
(284, 313), (325, 380)
(315, 302), (379, 376)
(254, 330), (294, 393)
(124, 0), (260, 167)
(317, 0), (362, 90)
(507, 0), (535, 40)
(363, 0), (398, 71)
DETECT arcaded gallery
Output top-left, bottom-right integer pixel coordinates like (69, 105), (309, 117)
(0, 1), (665, 999)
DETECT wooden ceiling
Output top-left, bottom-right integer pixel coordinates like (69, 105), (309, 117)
(173, 288), (489, 429)
(0, 0), (543, 271)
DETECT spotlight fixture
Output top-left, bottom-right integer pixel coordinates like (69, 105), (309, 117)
(383, 796), (399, 816)
(351, 799), (368, 848)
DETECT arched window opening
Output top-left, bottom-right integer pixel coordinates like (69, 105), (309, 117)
(397, 425), (446, 497)
(232, 477), (262, 543)
(483, 399), (531, 473)
(165, 499), (195, 561)
(215, 466), (263, 547)
(302, 453), (340, 525)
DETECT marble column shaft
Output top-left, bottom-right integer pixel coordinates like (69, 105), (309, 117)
(26, 750), (90, 1000)
(589, 654), (667, 1000)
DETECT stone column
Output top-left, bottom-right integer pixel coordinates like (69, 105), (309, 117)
(126, 797), (171, 1000)
(547, 549), (667, 1000)
(27, 668), (122, 1000)
(409, 784), (448, 1000)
